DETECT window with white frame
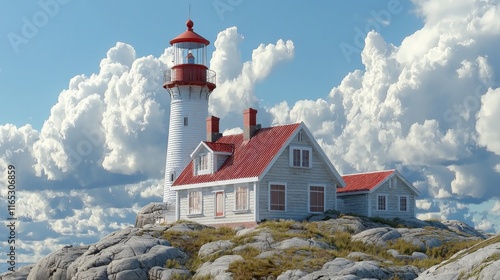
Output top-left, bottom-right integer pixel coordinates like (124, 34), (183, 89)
(235, 186), (249, 211)
(269, 183), (286, 211)
(290, 147), (312, 168)
(309, 186), (325, 213)
(197, 154), (209, 172)
(377, 195), (387, 211)
(399, 196), (408, 212)
(188, 191), (202, 215)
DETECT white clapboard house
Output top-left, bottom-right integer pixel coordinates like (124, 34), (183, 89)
(170, 108), (346, 226)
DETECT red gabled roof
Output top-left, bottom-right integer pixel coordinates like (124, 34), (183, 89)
(204, 142), (234, 153)
(338, 170), (395, 193)
(173, 123), (301, 187)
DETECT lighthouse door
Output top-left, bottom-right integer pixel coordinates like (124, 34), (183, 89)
(215, 191), (224, 217)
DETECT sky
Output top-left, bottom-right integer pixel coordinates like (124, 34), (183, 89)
(1, 0), (500, 266)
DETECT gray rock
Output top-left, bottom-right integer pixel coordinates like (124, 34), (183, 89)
(65, 227), (186, 279)
(0, 264), (35, 280)
(417, 238), (500, 280)
(135, 202), (170, 228)
(301, 257), (420, 280)
(233, 229), (274, 253)
(148, 266), (191, 280)
(352, 227), (402, 247)
(301, 258), (385, 279)
(277, 269), (307, 280)
(347, 252), (377, 261)
(195, 255), (244, 279)
(26, 245), (88, 280)
(198, 240), (234, 259)
(166, 222), (208, 233)
(235, 227), (257, 237)
(316, 215), (386, 235)
(256, 251), (279, 259)
(387, 249), (428, 261)
(274, 237), (332, 250)
(442, 220), (488, 239)
(411, 252), (428, 260)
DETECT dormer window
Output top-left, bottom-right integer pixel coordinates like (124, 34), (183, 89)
(290, 146), (312, 168)
(198, 154), (208, 171)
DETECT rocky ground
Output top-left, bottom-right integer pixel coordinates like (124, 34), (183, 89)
(1, 208), (497, 280)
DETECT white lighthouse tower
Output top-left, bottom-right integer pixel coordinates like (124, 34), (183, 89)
(162, 19), (216, 211)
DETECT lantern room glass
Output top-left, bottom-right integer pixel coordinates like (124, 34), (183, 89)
(172, 42), (208, 67)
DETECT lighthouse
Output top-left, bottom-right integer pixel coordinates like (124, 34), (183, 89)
(163, 19), (216, 208)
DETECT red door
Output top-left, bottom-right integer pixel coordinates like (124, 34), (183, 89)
(215, 192), (224, 217)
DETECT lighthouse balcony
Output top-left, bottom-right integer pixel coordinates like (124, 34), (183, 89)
(164, 65), (216, 90)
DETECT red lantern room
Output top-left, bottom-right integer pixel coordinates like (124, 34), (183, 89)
(164, 19), (216, 91)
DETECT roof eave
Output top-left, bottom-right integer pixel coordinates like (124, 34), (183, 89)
(337, 190), (370, 196)
(172, 177), (259, 190)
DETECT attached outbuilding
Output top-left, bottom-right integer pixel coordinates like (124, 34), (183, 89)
(337, 170), (420, 219)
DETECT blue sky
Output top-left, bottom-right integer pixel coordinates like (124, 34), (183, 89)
(0, 1), (421, 129)
(2, 0), (500, 266)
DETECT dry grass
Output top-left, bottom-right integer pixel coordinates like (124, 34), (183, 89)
(158, 219), (487, 278)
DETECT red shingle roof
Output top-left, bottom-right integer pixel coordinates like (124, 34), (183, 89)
(173, 123), (301, 187)
(203, 142), (234, 153)
(338, 170), (395, 193)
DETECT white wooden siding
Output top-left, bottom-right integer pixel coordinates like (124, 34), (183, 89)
(338, 194), (369, 217)
(177, 183), (255, 225)
(258, 132), (341, 221)
(369, 177), (416, 218)
(164, 85), (210, 202)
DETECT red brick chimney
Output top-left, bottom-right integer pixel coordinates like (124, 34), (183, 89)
(243, 108), (260, 140)
(206, 116), (222, 142)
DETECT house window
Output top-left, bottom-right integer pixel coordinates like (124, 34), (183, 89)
(235, 186), (249, 211)
(290, 147), (312, 168)
(169, 171), (175, 182)
(269, 183), (286, 211)
(399, 196), (408, 212)
(197, 154), (209, 171)
(309, 186), (325, 213)
(188, 191), (202, 215)
(215, 191), (224, 217)
(184, 117), (188, 126)
(377, 195), (387, 211)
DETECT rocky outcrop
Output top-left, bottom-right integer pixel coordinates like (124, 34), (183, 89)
(135, 202), (170, 228)
(352, 227), (402, 246)
(417, 235), (500, 279)
(198, 240), (234, 259)
(194, 255), (243, 279)
(27, 245), (89, 280)
(297, 258), (421, 280)
(1, 215), (492, 280)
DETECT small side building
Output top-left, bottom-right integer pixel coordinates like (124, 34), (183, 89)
(337, 170), (420, 219)
(171, 108), (345, 226)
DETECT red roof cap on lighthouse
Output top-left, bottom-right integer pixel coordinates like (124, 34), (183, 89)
(170, 19), (210, 45)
